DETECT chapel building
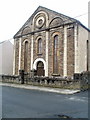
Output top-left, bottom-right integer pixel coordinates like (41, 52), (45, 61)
(13, 6), (90, 77)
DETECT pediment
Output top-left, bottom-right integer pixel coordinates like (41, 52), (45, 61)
(14, 6), (77, 38)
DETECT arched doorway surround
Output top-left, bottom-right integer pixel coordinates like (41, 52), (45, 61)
(33, 58), (46, 76)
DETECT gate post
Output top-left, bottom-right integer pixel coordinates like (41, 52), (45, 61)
(19, 70), (24, 84)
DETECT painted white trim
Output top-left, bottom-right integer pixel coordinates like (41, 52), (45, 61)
(32, 11), (49, 76)
(46, 31), (49, 76)
(33, 58), (46, 75)
(63, 26), (67, 76)
(45, 16), (49, 76)
(33, 58), (46, 70)
(74, 24), (79, 73)
(31, 35), (34, 70)
(32, 11), (49, 27)
(23, 39), (29, 44)
(18, 38), (22, 73)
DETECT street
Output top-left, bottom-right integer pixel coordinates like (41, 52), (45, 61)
(1, 85), (88, 118)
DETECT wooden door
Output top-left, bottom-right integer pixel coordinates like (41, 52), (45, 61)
(37, 61), (45, 76)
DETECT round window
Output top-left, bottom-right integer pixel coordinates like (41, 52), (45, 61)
(36, 16), (45, 28)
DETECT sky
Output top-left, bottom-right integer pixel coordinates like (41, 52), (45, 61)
(0, 0), (89, 43)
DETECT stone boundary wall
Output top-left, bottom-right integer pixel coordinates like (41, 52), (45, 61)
(0, 74), (88, 90)
(0, 74), (19, 83)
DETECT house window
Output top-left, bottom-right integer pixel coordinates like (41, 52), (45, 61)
(24, 41), (28, 72)
(53, 35), (59, 74)
(38, 38), (42, 54)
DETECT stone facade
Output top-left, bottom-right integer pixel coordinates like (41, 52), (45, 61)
(13, 6), (90, 77)
(67, 26), (74, 76)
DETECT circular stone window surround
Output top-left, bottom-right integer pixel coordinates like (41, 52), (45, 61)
(36, 16), (45, 28)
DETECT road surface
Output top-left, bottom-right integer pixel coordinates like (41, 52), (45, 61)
(1, 86), (88, 118)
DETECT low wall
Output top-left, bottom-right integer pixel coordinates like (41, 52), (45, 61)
(27, 76), (82, 89)
(0, 74), (19, 83)
(0, 74), (88, 90)
(74, 71), (90, 81)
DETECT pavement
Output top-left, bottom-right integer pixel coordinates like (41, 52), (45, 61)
(0, 82), (80, 94)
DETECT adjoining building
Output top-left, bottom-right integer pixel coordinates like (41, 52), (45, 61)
(13, 6), (90, 77)
(0, 40), (13, 75)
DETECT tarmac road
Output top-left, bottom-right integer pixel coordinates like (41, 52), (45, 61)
(1, 85), (88, 118)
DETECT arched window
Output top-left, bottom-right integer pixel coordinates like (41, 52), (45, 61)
(53, 35), (59, 74)
(38, 38), (42, 54)
(24, 41), (28, 72)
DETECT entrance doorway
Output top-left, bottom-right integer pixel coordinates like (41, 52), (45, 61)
(37, 61), (45, 76)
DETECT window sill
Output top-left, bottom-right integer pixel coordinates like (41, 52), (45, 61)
(52, 73), (60, 76)
(37, 53), (42, 56)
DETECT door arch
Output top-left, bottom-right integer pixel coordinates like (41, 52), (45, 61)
(33, 58), (46, 76)
(37, 61), (45, 76)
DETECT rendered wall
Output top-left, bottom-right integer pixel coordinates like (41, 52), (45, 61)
(77, 25), (88, 73)
(0, 41), (13, 75)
